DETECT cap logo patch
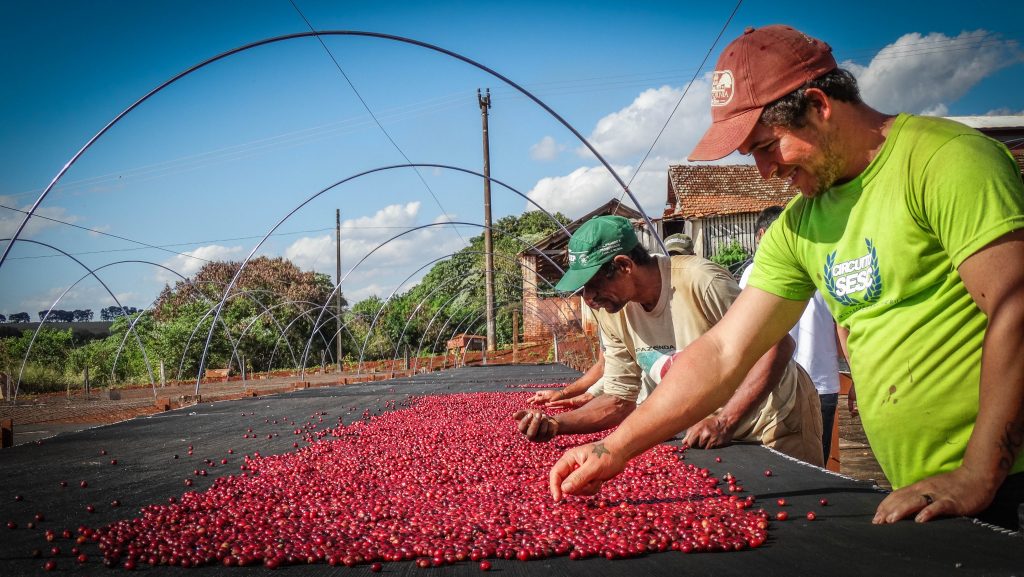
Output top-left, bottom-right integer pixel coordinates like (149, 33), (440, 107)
(710, 70), (735, 107)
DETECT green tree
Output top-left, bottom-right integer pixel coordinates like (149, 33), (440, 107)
(347, 210), (571, 358)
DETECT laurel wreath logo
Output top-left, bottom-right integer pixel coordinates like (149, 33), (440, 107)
(823, 238), (882, 307)
(864, 239), (883, 302)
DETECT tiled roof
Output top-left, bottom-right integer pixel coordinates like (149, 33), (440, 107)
(666, 165), (797, 219)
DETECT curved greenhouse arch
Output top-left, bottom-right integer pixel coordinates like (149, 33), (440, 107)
(0, 29), (664, 269)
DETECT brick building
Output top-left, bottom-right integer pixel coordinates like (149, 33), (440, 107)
(518, 199), (644, 343)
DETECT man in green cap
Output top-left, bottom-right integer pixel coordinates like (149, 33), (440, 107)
(514, 215), (823, 465)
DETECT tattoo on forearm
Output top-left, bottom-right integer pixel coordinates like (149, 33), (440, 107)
(592, 443), (610, 458)
(997, 422), (1024, 470)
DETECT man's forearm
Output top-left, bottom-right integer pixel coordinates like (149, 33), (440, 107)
(553, 394), (634, 435)
(961, 299), (1024, 492)
(559, 357), (605, 400)
(716, 335), (795, 431)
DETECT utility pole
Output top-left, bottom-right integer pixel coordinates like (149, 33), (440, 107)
(336, 208), (343, 373)
(479, 88), (496, 353)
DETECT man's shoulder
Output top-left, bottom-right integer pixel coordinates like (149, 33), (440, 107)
(668, 254), (733, 282)
(668, 255), (741, 307)
(894, 114), (1000, 157)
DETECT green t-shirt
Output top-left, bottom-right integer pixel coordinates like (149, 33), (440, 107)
(748, 114), (1024, 488)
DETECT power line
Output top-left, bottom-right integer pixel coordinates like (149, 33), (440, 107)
(621, 0), (744, 198)
(0, 202), (477, 262)
(6, 33), (1015, 202)
(287, 0), (467, 246)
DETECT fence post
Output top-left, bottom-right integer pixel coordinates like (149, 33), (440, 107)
(1, 419), (13, 448)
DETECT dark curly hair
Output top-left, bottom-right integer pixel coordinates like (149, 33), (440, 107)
(759, 68), (862, 129)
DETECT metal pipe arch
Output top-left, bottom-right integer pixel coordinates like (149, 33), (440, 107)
(0, 28), (671, 271)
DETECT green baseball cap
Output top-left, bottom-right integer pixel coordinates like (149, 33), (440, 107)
(555, 216), (638, 292)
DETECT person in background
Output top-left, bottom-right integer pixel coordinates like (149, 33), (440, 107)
(548, 24), (1024, 530)
(663, 233), (695, 256)
(741, 205), (840, 464)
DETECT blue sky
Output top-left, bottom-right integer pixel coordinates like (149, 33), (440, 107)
(1, 0), (1022, 317)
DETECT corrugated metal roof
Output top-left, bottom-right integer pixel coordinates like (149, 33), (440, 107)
(666, 165), (797, 219)
(945, 115), (1024, 129)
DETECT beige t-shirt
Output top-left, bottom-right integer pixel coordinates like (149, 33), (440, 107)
(595, 255), (804, 441)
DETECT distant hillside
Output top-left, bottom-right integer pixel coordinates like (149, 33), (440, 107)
(0, 321), (113, 340)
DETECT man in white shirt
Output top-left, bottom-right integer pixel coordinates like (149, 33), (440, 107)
(741, 206), (840, 463)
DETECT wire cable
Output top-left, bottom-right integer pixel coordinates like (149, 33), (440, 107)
(7, 32), (1013, 203)
(0, 202), (475, 262)
(287, 0), (467, 245)
(620, 0), (743, 200)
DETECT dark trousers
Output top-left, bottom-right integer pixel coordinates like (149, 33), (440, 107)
(819, 393), (839, 464)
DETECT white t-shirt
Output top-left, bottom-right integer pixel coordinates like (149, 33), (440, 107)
(741, 264), (840, 395)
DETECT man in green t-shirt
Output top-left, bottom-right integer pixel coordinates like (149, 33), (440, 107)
(547, 25), (1024, 530)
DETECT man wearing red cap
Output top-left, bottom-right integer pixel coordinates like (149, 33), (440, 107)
(549, 25), (1024, 530)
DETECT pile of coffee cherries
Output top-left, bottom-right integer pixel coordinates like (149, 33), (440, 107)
(84, 392), (767, 569)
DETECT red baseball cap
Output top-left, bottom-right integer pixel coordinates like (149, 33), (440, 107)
(688, 25), (837, 161)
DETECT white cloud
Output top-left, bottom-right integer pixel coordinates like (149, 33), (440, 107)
(920, 103), (949, 117)
(985, 107), (1024, 116)
(579, 82), (711, 161)
(345, 283), (387, 303)
(157, 244), (244, 282)
(340, 201), (421, 240)
(530, 136), (564, 161)
(525, 160), (674, 220)
(284, 235), (334, 273)
(0, 195), (81, 240)
(844, 30), (1024, 115)
(526, 78), (732, 220)
(283, 201), (468, 305)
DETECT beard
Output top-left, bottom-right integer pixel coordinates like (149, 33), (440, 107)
(804, 131), (844, 197)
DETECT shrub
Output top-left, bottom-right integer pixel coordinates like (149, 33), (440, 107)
(710, 239), (751, 271)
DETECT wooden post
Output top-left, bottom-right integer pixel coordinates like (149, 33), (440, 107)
(828, 373), (854, 472)
(479, 88), (497, 353)
(159, 361), (166, 387)
(83, 365), (90, 396)
(512, 310), (519, 363)
(1, 419), (13, 448)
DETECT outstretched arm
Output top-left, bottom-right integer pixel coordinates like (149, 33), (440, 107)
(684, 333), (796, 449)
(550, 287), (807, 499)
(528, 350), (605, 405)
(514, 393), (633, 442)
